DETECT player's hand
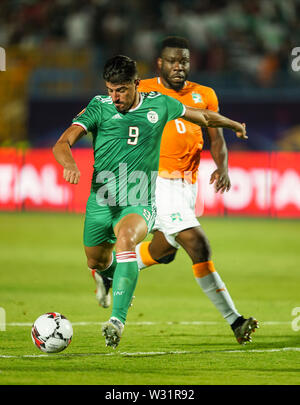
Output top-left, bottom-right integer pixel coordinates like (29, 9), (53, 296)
(199, 112), (209, 127)
(210, 168), (231, 194)
(63, 164), (81, 184)
(235, 123), (247, 139)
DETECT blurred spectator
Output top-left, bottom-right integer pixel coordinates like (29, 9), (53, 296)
(0, 0), (300, 149)
(64, 2), (95, 48)
(0, 0), (298, 84)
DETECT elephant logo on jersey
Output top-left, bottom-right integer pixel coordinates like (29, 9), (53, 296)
(147, 111), (159, 123)
(192, 92), (202, 104)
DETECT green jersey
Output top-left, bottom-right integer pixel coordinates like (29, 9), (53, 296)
(72, 91), (185, 206)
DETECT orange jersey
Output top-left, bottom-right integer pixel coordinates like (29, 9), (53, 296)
(138, 77), (219, 183)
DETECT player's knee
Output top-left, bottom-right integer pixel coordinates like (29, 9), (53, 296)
(116, 229), (137, 251)
(157, 251), (177, 264)
(185, 235), (211, 262)
(87, 258), (110, 271)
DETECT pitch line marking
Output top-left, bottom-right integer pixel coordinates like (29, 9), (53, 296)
(0, 347), (299, 359)
(6, 321), (290, 327)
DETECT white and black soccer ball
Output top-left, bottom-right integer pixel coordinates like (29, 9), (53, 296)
(31, 312), (73, 353)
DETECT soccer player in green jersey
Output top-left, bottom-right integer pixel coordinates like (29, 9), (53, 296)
(53, 55), (247, 348)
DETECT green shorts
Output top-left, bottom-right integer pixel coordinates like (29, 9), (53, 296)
(83, 192), (156, 247)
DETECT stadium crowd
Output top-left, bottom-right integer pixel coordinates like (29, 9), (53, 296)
(0, 0), (299, 87)
(0, 0), (299, 149)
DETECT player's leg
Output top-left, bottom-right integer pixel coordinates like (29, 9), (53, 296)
(102, 211), (150, 348)
(85, 242), (115, 272)
(136, 230), (178, 270)
(112, 213), (147, 324)
(83, 193), (117, 308)
(175, 226), (241, 324)
(175, 226), (258, 344)
(84, 242), (116, 308)
(136, 177), (183, 269)
(136, 177), (258, 344)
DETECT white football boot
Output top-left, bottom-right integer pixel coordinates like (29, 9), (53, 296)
(102, 317), (124, 349)
(91, 270), (112, 308)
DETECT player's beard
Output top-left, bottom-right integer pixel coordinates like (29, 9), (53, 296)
(114, 103), (125, 113)
(114, 91), (139, 113)
(169, 80), (185, 91)
(114, 101), (132, 113)
(162, 71), (188, 91)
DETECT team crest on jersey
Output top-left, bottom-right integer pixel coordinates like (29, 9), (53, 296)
(147, 110), (158, 123)
(192, 92), (202, 103)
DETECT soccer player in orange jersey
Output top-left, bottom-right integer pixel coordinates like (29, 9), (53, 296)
(135, 37), (258, 344)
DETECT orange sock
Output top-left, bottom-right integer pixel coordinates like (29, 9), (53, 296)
(139, 241), (158, 267)
(192, 261), (216, 278)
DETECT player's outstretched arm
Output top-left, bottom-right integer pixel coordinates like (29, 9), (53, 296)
(52, 125), (86, 184)
(183, 106), (247, 139)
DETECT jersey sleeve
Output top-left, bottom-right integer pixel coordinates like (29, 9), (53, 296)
(164, 95), (186, 122)
(205, 87), (219, 112)
(72, 97), (102, 133)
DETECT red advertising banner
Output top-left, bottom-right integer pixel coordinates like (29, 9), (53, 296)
(0, 148), (24, 211)
(196, 151), (300, 218)
(0, 148), (300, 218)
(0, 148), (94, 213)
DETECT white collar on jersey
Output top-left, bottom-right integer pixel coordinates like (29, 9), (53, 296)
(128, 92), (144, 112)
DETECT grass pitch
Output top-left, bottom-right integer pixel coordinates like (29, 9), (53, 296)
(0, 212), (299, 385)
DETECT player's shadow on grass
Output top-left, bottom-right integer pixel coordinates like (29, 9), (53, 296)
(245, 335), (300, 349)
(238, 367), (300, 373)
(169, 340), (236, 348)
(167, 333), (300, 350)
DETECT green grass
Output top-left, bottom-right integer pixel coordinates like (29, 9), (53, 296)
(0, 213), (299, 385)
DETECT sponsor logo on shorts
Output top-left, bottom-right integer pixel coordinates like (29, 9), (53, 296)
(143, 209), (151, 221)
(171, 212), (183, 222)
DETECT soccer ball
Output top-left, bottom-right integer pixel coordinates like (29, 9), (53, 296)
(31, 312), (73, 353)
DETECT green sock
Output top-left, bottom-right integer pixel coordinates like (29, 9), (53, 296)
(111, 258), (139, 324)
(95, 252), (117, 279)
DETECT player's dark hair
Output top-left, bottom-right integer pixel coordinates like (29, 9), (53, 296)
(103, 55), (137, 84)
(159, 36), (190, 55)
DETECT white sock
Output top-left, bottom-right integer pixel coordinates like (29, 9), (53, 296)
(193, 262), (241, 325)
(135, 242), (159, 270)
(135, 243), (146, 270)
